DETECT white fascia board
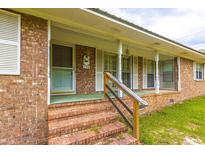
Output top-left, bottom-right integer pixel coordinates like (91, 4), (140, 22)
(82, 8), (205, 59)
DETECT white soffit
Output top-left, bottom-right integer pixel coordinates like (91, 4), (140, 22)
(11, 8), (205, 62)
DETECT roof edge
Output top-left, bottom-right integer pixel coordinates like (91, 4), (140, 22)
(87, 8), (205, 56)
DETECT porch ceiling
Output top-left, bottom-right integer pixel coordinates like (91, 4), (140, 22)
(12, 8), (205, 63)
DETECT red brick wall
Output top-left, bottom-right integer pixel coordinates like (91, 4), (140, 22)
(76, 45), (96, 94)
(138, 57), (143, 90)
(0, 12), (48, 144)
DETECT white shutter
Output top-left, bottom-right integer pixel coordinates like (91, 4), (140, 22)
(193, 62), (196, 80)
(96, 49), (103, 91)
(0, 10), (20, 75)
(132, 56), (138, 89)
(143, 58), (147, 88)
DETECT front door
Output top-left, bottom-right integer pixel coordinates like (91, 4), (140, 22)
(51, 44), (74, 93)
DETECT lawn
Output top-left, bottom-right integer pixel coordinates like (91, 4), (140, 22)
(140, 96), (205, 144)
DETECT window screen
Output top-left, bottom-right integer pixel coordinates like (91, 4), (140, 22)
(196, 63), (203, 80)
(52, 44), (72, 68)
(162, 62), (173, 82)
(104, 53), (117, 77)
(147, 60), (155, 87)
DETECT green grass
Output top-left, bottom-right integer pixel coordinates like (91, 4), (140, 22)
(140, 96), (205, 144)
(89, 125), (101, 134)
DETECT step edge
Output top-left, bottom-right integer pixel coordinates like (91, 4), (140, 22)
(48, 122), (128, 145)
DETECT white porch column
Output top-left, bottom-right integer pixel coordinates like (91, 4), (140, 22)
(155, 51), (160, 94)
(47, 20), (51, 104)
(118, 40), (123, 97)
(177, 57), (181, 91)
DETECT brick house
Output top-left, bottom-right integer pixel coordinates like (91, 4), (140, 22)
(1, 8), (205, 145)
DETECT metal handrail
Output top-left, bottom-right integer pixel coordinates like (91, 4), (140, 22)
(104, 72), (148, 142)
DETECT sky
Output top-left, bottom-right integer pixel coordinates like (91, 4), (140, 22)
(101, 8), (205, 50)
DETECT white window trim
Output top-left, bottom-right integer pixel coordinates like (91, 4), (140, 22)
(193, 61), (204, 81)
(0, 9), (21, 75)
(50, 40), (76, 94)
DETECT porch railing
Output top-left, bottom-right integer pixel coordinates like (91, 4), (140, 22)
(104, 72), (148, 142)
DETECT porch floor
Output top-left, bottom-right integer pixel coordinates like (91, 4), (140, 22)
(50, 90), (176, 104)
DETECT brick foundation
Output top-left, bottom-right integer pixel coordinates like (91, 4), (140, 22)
(0, 12), (48, 144)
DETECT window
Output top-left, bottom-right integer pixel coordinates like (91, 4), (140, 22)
(194, 62), (203, 80)
(104, 53), (117, 77)
(160, 59), (175, 89)
(143, 59), (155, 88)
(52, 44), (73, 68)
(122, 56), (131, 88)
(162, 61), (173, 82)
(0, 10), (21, 75)
(104, 53), (118, 90)
(51, 44), (74, 93)
(147, 60), (155, 88)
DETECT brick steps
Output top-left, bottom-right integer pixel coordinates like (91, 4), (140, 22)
(95, 133), (137, 145)
(48, 100), (137, 145)
(49, 111), (118, 138)
(48, 102), (113, 121)
(48, 121), (127, 145)
(49, 99), (109, 109)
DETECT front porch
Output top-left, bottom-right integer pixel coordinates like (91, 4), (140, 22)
(49, 22), (181, 104)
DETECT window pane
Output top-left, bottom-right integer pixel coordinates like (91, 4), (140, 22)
(122, 57), (131, 87)
(52, 68), (73, 92)
(160, 59), (175, 89)
(147, 60), (155, 88)
(52, 44), (72, 68)
(199, 72), (202, 79)
(104, 53), (117, 77)
(196, 63), (203, 79)
(162, 61), (173, 82)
